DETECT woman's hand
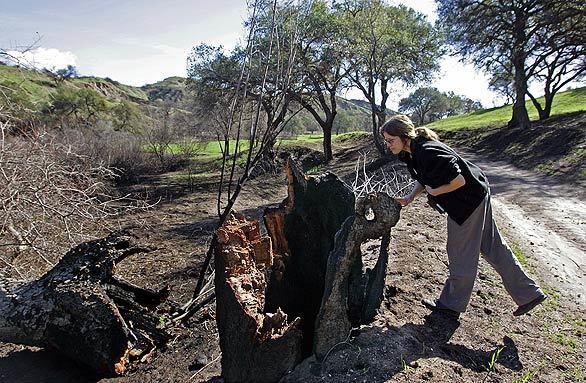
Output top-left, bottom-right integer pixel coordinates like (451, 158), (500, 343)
(395, 195), (413, 206)
(396, 181), (424, 206)
(425, 185), (439, 196)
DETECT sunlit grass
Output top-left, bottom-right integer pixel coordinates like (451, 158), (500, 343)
(510, 243), (536, 274)
(427, 87), (586, 131)
(156, 131), (372, 159)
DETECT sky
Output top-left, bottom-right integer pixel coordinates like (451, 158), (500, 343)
(0, 0), (538, 109)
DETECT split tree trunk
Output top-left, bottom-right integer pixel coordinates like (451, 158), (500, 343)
(0, 230), (169, 376)
(214, 158), (401, 382)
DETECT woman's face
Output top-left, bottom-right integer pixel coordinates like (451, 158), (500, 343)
(382, 133), (406, 154)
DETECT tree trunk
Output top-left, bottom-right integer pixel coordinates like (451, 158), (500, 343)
(322, 98), (337, 162)
(214, 158), (402, 382)
(313, 193), (400, 358)
(0, 231), (169, 376)
(541, 92), (554, 120)
(214, 213), (303, 383)
(373, 94), (389, 156)
(371, 109), (386, 156)
(293, 89), (337, 162)
(509, 54), (531, 129)
(508, 10), (531, 129)
(527, 90), (546, 121)
(378, 78), (389, 126)
(322, 124), (333, 162)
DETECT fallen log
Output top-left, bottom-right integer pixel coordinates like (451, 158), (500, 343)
(0, 230), (169, 376)
(214, 159), (401, 382)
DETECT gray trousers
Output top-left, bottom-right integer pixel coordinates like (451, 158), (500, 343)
(439, 193), (543, 312)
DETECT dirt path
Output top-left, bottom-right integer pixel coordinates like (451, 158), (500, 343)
(458, 149), (586, 307)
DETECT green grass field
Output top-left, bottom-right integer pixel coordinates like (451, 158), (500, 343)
(161, 131), (372, 158)
(427, 87), (586, 131)
(146, 140), (249, 158)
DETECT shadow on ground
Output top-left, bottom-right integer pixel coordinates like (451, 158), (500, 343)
(283, 311), (523, 382)
(0, 348), (100, 383)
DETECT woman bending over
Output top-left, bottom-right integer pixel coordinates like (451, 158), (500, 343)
(382, 114), (546, 318)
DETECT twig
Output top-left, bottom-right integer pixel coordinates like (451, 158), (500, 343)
(351, 155), (413, 198)
(321, 327), (361, 369)
(189, 352), (221, 381)
(174, 291), (216, 323)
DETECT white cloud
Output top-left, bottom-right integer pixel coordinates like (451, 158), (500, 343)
(2, 47), (77, 72)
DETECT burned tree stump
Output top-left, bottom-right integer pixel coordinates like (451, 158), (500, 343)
(264, 159), (356, 356)
(215, 213), (304, 383)
(0, 230), (169, 376)
(214, 159), (401, 382)
(313, 191), (400, 358)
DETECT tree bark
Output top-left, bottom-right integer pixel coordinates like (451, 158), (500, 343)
(322, 124), (333, 162)
(509, 57), (531, 129)
(371, 108), (387, 156)
(508, 10), (531, 129)
(0, 230), (169, 376)
(313, 193), (400, 358)
(214, 158), (402, 382)
(542, 93), (554, 120)
(527, 89), (554, 121)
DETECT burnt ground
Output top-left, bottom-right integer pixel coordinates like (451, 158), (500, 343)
(1, 119), (585, 383)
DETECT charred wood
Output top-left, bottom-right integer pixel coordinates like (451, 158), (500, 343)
(0, 230), (169, 376)
(214, 159), (401, 382)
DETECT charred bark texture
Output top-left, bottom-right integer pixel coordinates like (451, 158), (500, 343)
(264, 159), (356, 355)
(214, 159), (401, 382)
(313, 193), (400, 358)
(0, 230), (169, 376)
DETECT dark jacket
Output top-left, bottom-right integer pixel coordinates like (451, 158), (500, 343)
(399, 136), (489, 225)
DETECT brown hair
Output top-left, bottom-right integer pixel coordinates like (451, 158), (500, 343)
(380, 114), (439, 141)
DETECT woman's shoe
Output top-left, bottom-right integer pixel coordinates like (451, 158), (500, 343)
(513, 294), (547, 316)
(422, 298), (460, 318)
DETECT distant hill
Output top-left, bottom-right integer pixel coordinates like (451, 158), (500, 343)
(0, 65), (149, 105)
(0, 66), (379, 135)
(346, 98), (396, 115)
(141, 76), (186, 103)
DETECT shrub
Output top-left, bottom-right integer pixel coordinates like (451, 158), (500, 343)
(57, 127), (156, 184)
(0, 125), (134, 279)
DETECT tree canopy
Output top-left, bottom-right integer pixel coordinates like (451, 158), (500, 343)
(436, 0), (585, 128)
(342, 0), (443, 154)
(399, 87), (482, 125)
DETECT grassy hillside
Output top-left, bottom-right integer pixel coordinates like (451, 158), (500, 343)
(428, 87), (586, 182)
(0, 65), (375, 136)
(346, 98), (396, 115)
(427, 87), (586, 131)
(0, 65), (149, 106)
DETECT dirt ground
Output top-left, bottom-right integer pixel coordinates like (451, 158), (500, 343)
(0, 135), (584, 383)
